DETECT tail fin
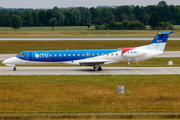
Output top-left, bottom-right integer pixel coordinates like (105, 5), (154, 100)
(147, 31), (174, 52)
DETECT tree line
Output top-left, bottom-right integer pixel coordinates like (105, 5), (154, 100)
(0, 6), (92, 27)
(0, 1), (179, 29)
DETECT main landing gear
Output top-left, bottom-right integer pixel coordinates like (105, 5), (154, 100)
(13, 66), (17, 71)
(93, 65), (102, 71)
(97, 66), (102, 71)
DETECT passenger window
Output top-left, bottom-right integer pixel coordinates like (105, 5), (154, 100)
(102, 53), (104, 56)
(68, 54), (71, 57)
(87, 54), (89, 56)
(78, 54), (80, 56)
(97, 53), (99, 56)
(111, 53), (113, 56)
(64, 54), (66, 57)
(107, 53), (109, 56)
(73, 54), (75, 56)
(59, 54), (62, 57)
(50, 54), (52, 57)
(54, 54), (57, 57)
(82, 54), (85, 56)
(92, 53), (95, 56)
(116, 53), (118, 56)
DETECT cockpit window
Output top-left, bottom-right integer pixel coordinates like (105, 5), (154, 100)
(16, 53), (24, 57)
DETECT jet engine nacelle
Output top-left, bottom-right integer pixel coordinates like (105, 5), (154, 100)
(123, 49), (147, 58)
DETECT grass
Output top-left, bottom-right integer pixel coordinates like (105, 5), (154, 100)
(1, 116), (180, 120)
(0, 75), (180, 113)
(0, 40), (179, 54)
(0, 29), (179, 37)
(0, 26), (96, 31)
(146, 25), (180, 30)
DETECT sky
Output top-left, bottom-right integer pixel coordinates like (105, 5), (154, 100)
(0, 0), (180, 9)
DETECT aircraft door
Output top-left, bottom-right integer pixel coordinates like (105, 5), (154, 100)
(28, 51), (33, 61)
(86, 52), (90, 58)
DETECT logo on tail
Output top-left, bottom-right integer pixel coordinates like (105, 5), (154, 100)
(148, 31), (174, 51)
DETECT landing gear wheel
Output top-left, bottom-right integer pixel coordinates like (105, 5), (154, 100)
(93, 66), (95, 70)
(13, 67), (16, 71)
(98, 67), (102, 71)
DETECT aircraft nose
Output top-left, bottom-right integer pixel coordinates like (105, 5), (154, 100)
(2, 59), (8, 64)
(2, 60), (5, 64)
(2, 57), (16, 65)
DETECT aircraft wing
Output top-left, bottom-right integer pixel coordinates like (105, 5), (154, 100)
(79, 60), (108, 66)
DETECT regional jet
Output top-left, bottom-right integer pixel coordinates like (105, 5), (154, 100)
(2, 31), (174, 71)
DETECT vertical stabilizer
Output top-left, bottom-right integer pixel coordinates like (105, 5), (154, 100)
(147, 31), (174, 52)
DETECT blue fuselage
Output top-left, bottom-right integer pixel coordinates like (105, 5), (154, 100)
(17, 49), (121, 62)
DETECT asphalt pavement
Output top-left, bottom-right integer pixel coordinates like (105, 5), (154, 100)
(0, 67), (180, 75)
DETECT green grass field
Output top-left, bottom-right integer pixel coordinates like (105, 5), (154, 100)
(0, 75), (180, 113)
(0, 28), (179, 37)
(0, 26), (95, 31)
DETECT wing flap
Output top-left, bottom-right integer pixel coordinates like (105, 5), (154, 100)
(79, 61), (108, 66)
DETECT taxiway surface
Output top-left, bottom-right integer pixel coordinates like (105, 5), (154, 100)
(0, 67), (180, 75)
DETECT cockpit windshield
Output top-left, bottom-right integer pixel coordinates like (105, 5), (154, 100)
(16, 53), (25, 57)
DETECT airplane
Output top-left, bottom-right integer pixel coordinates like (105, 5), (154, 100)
(2, 31), (174, 71)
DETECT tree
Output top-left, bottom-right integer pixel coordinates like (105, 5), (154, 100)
(4, 13), (10, 26)
(23, 10), (33, 26)
(71, 8), (81, 26)
(108, 20), (116, 28)
(149, 12), (160, 29)
(12, 9), (20, 16)
(121, 13), (129, 21)
(86, 23), (91, 31)
(132, 6), (142, 21)
(49, 17), (57, 31)
(32, 9), (39, 26)
(142, 13), (150, 25)
(39, 10), (47, 26)
(79, 7), (92, 26)
(10, 15), (22, 31)
(129, 14), (136, 21)
(158, 1), (167, 6)
(0, 14), (5, 27)
(162, 22), (174, 30)
(51, 6), (65, 26)
(128, 21), (145, 30)
(115, 22), (123, 29)
(158, 22), (164, 29)
(122, 20), (129, 30)
(46, 9), (52, 26)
